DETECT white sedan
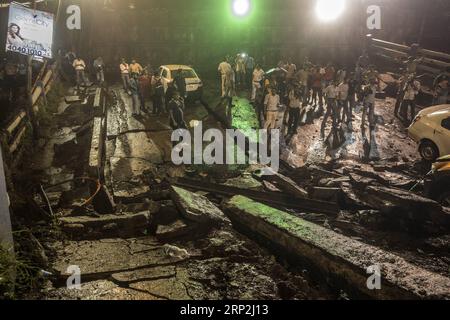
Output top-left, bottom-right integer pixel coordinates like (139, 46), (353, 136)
(408, 104), (450, 161)
(159, 64), (203, 100)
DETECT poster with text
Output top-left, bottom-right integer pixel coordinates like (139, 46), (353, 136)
(6, 3), (54, 59)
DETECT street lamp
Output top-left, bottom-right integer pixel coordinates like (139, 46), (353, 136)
(232, 0), (251, 17)
(316, 0), (346, 22)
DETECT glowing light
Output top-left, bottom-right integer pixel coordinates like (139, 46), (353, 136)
(232, 0), (250, 17)
(316, 0), (346, 22)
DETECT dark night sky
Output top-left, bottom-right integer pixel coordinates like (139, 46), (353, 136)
(1, 0), (449, 69)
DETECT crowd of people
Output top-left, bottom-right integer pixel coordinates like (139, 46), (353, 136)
(61, 48), (450, 144)
(218, 50), (449, 142)
(3, 46), (447, 138)
(63, 51), (188, 130)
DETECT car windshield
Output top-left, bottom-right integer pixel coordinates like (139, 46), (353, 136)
(171, 69), (197, 79)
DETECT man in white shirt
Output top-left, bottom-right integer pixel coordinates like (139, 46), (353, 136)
(218, 58), (232, 98)
(337, 79), (350, 124)
(296, 66), (310, 103)
(120, 58), (130, 90)
(72, 57), (88, 88)
(321, 81), (338, 138)
(286, 61), (297, 84)
(401, 76), (421, 125)
(264, 88), (280, 130)
(287, 89), (302, 135)
(251, 64), (265, 102)
(361, 79), (378, 130)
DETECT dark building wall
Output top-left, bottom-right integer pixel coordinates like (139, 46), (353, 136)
(1, 0), (449, 72)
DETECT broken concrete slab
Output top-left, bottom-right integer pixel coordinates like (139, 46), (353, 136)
(64, 96), (81, 104)
(170, 186), (231, 225)
(93, 88), (104, 117)
(60, 212), (151, 239)
(346, 166), (417, 190)
(113, 132), (163, 164)
(156, 220), (199, 241)
(340, 183), (372, 210)
(355, 185), (450, 229)
(109, 156), (155, 200)
(88, 117), (105, 172)
(309, 187), (341, 203)
(254, 170), (308, 199)
(223, 195), (450, 299)
(52, 238), (188, 277)
(224, 175), (263, 190)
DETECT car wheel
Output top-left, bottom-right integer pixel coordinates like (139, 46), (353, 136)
(419, 140), (439, 162)
(437, 190), (450, 208)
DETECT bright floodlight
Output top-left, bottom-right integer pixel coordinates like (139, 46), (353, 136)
(316, 0), (346, 22)
(232, 0), (250, 17)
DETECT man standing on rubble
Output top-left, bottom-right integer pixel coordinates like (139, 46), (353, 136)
(361, 78), (378, 131)
(311, 67), (323, 107)
(130, 59), (143, 78)
(168, 91), (187, 130)
(264, 88), (280, 131)
(394, 73), (408, 119)
(218, 57), (233, 98)
(151, 72), (165, 115)
(129, 75), (141, 116)
(174, 68), (187, 99)
(286, 88), (302, 135)
(296, 64), (310, 104)
(72, 56), (88, 89)
(251, 64), (265, 103)
(321, 80), (338, 139)
(120, 59), (131, 91)
(337, 77), (350, 126)
(400, 74), (421, 125)
(433, 68), (449, 105)
(93, 56), (105, 85)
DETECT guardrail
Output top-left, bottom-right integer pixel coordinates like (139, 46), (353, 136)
(1, 61), (59, 164)
(370, 37), (450, 76)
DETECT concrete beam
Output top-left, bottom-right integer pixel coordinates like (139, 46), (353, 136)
(224, 195), (450, 299)
(60, 212), (151, 240)
(93, 88), (103, 117)
(89, 117), (105, 173)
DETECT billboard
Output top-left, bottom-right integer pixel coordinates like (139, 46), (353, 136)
(5, 3), (54, 59)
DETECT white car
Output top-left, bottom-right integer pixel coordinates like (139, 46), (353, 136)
(408, 104), (450, 161)
(159, 65), (203, 100)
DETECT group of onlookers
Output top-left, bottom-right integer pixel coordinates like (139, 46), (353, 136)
(243, 54), (383, 138)
(63, 50), (188, 129)
(229, 51), (448, 141)
(218, 53), (256, 99)
(118, 58), (187, 129)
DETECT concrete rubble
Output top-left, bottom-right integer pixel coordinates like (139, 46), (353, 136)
(16, 83), (450, 300)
